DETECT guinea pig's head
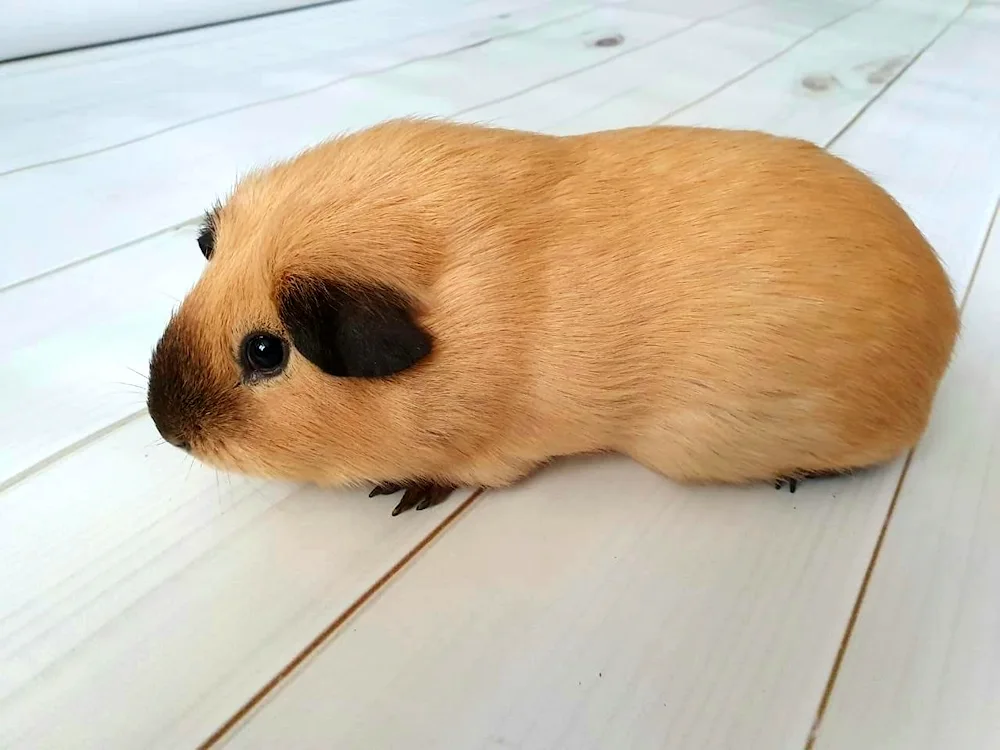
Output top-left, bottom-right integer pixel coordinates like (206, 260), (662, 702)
(145, 144), (441, 485)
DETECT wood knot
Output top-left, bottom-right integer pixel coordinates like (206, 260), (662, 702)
(801, 73), (839, 92)
(862, 55), (907, 85)
(592, 34), (624, 48)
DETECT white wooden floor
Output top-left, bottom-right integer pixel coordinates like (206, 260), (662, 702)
(1, 0), (998, 748)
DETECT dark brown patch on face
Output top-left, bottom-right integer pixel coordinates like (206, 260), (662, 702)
(592, 34), (624, 48)
(147, 315), (241, 451)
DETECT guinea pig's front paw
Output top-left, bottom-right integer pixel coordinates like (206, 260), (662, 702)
(369, 482), (456, 516)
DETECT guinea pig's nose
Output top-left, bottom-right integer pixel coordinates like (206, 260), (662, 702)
(165, 435), (192, 452)
(149, 410), (192, 452)
(156, 426), (191, 452)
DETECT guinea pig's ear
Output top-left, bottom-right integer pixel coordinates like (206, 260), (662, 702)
(277, 276), (433, 378)
(196, 204), (219, 260)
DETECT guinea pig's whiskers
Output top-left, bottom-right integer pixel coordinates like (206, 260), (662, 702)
(125, 366), (150, 383)
(112, 380), (144, 390)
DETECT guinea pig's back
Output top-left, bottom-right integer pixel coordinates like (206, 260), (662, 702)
(533, 126), (959, 482)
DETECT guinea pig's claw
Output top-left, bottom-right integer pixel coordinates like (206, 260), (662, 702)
(370, 481), (456, 516)
(774, 477), (799, 493)
(370, 482), (404, 498)
(414, 485), (454, 511)
(387, 483), (455, 516)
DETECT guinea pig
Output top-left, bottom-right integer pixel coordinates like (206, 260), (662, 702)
(147, 118), (959, 515)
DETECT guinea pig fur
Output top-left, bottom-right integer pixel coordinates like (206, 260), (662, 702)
(147, 118), (959, 511)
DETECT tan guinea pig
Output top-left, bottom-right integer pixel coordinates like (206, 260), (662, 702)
(147, 118), (959, 515)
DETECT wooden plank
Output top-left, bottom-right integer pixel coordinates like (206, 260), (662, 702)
(0, 416), (476, 750)
(217, 7), (1000, 750)
(0, 0), (587, 173)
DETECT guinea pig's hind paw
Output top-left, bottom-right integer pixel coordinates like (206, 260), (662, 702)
(774, 476), (800, 493)
(774, 468), (855, 493)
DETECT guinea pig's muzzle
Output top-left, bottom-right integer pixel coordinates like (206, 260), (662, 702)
(147, 317), (237, 454)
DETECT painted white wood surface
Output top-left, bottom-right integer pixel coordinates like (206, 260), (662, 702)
(218, 6), (1000, 750)
(1, 1), (997, 749)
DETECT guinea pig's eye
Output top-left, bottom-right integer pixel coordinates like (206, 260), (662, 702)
(242, 333), (288, 380)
